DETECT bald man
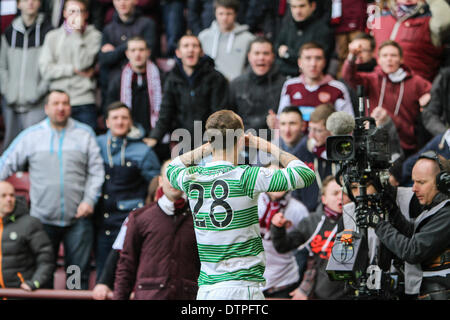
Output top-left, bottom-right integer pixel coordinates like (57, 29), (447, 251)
(357, 152), (450, 299)
(0, 181), (54, 291)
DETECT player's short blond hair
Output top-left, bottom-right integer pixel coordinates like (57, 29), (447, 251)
(205, 110), (244, 151)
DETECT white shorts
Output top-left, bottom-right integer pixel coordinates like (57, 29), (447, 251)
(197, 281), (265, 300)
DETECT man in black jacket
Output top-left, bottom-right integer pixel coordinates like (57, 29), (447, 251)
(229, 36), (286, 136)
(98, 0), (158, 110)
(275, 0), (334, 77)
(0, 181), (54, 291)
(146, 35), (229, 152)
(358, 151), (450, 299)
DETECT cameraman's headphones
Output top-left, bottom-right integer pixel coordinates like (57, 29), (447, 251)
(417, 150), (450, 195)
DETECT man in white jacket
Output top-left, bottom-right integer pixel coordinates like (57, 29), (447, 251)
(0, 90), (105, 290)
(0, 0), (53, 151)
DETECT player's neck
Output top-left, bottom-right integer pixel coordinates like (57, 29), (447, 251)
(211, 149), (238, 165)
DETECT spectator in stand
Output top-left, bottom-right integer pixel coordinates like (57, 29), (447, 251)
(113, 160), (200, 300)
(275, 0), (334, 77)
(342, 40), (432, 157)
(422, 67), (450, 137)
(91, 174), (161, 300)
(246, 0), (330, 40)
(0, 0), (53, 152)
(245, 0), (280, 40)
(98, 0), (158, 111)
(372, 0), (450, 83)
(401, 129), (450, 186)
(39, 0), (101, 131)
(92, 0), (160, 30)
(187, 0), (249, 36)
(145, 35), (229, 151)
(258, 169), (310, 299)
(284, 104), (335, 212)
(0, 181), (54, 291)
(198, 0), (255, 81)
(0, 90), (105, 290)
(330, 0), (368, 78)
(94, 102), (160, 280)
(229, 37), (286, 135)
(271, 175), (351, 300)
(41, 0), (102, 28)
(105, 36), (169, 160)
(271, 42), (354, 130)
(339, 32), (378, 114)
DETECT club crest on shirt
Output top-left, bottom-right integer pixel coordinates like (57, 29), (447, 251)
(9, 232), (18, 241)
(318, 91), (331, 103)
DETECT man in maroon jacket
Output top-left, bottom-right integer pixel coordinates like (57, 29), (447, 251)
(342, 40), (432, 157)
(113, 160), (200, 300)
(371, 0), (450, 82)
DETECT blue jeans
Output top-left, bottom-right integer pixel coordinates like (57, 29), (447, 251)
(162, 1), (186, 56)
(71, 104), (98, 132)
(43, 217), (94, 290)
(95, 228), (120, 281)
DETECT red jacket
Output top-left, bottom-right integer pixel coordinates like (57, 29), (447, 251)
(372, 7), (443, 82)
(331, 0), (368, 34)
(113, 198), (200, 300)
(342, 60), (431, 152)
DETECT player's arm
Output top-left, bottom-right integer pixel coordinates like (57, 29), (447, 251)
(178, 142), (213, 167)
(165, 142), (213, 191)
(241, 134), (316, 197)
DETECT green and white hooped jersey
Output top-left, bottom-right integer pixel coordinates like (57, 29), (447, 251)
(166, 158), (315, 287)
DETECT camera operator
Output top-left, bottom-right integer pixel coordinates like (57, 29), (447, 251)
(342, 180), (420, 265)
(357, 151), (450, 300)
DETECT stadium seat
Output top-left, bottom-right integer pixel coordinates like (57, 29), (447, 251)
(6, 171), (30, 205)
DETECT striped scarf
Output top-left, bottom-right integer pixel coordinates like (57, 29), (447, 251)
(120, 61), (162, 129)
(323, 205), (342, 221)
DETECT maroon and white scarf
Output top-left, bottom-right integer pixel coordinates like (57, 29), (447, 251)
(120, 61), (162, 129)
(323, 205), (342, 221)
(259, 193), (288, 232)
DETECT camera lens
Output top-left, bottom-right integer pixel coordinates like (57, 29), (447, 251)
(336, 141), (353, 157)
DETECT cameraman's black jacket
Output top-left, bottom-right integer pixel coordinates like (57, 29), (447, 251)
(375, 193), (450, 294)
(271, 205), (348, 299)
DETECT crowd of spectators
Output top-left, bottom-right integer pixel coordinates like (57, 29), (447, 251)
(0, 0), (450, 300)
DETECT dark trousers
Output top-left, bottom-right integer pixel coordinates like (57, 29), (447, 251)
(95, 228), (120, 282)
(161, 1), (186, 57)
(42, 218), (94, 290)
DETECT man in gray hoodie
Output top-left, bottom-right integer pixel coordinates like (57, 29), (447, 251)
(0, 0), (53, 152)
(198, 0), (255, 81)
(39, 0), (101, 131)
(0, 90), (105, 290)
